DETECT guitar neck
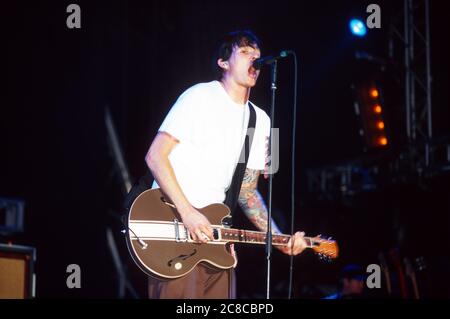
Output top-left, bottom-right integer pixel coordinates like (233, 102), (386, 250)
(219, 228), (314, 247)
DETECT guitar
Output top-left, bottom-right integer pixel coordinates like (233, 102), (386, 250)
(125, 188), (339, 279)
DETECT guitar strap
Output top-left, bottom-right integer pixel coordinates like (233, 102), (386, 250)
(223, 102), (257, 219)
(224, 102), (256, 299)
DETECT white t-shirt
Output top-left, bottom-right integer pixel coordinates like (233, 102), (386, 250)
(152, 80), (270, 208)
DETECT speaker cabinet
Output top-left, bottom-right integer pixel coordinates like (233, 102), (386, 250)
(0, 244), (36, 299)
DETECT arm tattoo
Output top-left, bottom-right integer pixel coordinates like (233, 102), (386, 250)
(238, 168), (281, 234)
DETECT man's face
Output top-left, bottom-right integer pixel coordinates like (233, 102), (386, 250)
(223, 44), (261, 88)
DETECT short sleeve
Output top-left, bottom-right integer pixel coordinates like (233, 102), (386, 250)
(158, 87), (201, 142)
(246, 109), (270, 170)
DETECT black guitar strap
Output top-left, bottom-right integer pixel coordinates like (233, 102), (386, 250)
(223, 102), (257, 217)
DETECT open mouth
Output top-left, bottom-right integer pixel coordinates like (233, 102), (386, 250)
(248, 66), (257, 79)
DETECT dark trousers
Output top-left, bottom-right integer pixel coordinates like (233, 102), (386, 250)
(148, 264), (236, 299)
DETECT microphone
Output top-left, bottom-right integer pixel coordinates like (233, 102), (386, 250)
(252, 50), (292, 70)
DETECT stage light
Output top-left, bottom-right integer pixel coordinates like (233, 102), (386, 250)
(349, 19), (367, 37)
(378, 137), (388, 146)
(352, 82), (390, 150)
(374, 105), (382, 114)
(376, 121), (385, 130)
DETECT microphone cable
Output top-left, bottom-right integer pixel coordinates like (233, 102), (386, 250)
(287, 50), (298, 299)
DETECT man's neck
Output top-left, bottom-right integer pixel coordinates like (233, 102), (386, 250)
(220, 78), (250, 106)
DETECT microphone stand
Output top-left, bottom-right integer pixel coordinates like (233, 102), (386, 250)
(266, 60), (277, 299)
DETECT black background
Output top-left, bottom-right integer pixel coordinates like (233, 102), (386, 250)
(2, 0), (449, 298)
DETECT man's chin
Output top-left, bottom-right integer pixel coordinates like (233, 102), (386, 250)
(238, 77), (258, 88)
(247, 79), (258, 87)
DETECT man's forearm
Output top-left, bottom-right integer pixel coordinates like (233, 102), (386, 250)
(146, 155), (192, 213)
(238, 189), (281, 234)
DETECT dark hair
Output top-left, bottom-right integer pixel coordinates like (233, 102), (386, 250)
(212, 30), (261, 80)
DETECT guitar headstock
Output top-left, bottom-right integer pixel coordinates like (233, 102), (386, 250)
(311, 235), (339, 261)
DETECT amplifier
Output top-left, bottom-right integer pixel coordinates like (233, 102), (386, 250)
(0, 243), (36, 299)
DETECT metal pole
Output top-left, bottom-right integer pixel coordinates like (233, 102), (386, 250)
(404, 0), (412, 141)
(266, 60), (278, 300)
(425, 0), (433, 166)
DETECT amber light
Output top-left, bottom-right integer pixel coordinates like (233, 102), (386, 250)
(374, 105), (382, 114)
(378, 137), (388, 146)
(377, 121), (385, 130)
(370, 89), (379, 98)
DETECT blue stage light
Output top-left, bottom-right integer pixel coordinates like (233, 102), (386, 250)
(349, 19), (367, 37)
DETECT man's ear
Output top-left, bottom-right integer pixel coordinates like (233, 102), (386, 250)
(217, 58), (228, 70)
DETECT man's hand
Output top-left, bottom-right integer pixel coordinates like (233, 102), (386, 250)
(277, 231), (307, 256)
(178, 206), (214, 243)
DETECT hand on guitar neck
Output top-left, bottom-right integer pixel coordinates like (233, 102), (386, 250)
(179, 205), (307, 256)
(180, 205), (308, 255)
(275, 231), (308, 256)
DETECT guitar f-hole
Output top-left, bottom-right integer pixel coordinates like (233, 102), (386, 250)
(168, 249), (198, 267)
(160, 196), (176, 208)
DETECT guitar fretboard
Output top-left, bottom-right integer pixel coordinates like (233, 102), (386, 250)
(219, 228), (313, 247)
